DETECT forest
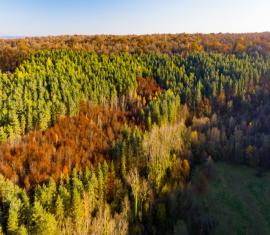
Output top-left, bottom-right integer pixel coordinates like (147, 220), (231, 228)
(0, 33), (270, 234)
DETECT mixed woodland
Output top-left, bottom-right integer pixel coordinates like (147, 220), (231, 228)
(0, 33), (270, 234)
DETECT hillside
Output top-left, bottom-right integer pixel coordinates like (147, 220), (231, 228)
(0, 34), (269, 234)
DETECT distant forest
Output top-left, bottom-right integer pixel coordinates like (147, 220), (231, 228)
(1, 33), (270, 71)
(0, 33), (270, 235)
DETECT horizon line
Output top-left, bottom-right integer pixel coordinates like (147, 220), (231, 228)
(1, 31), (270, 39)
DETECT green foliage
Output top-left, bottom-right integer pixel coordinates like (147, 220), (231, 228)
(7, 199), (21, 234)
(71, 188), (84, 230)
(0, 50), (268, 140)
(54, 195), (64, 226)
(0, 50), (139, 139)
(140, 90), (180, 127)
(30, 201), (57, 235)
(0, 47), (269, 235)
(97, 163), (104, 202)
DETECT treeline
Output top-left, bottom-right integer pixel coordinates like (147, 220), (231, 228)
(1, 33), (270, 71)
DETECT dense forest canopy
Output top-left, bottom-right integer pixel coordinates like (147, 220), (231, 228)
(0, 50), (269, 140)
(1, 33), (270, 71)
(0, 33), (270, 235)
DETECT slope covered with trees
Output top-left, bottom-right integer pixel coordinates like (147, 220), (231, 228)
(0, 50), (268, 140)
(0, 34), (270, 234)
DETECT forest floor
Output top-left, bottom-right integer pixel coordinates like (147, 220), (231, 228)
(195, 162), (270, 235)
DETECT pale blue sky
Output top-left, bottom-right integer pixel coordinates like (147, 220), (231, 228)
(0, 0), (269, 36)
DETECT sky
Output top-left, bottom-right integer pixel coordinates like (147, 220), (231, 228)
(0, 0), (269, 36)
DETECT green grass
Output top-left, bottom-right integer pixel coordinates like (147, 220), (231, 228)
(196, 162), (270, 235)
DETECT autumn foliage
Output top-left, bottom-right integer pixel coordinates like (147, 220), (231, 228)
(1, 33), (270, 71)
(0, 34), (270, 234)
(0, 103), (127, 188)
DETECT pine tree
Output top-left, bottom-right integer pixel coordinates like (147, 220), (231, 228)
(151, 103), (161, 125)
(0, 127), (7, 142)
(71, 188), (84, 231)
(146, 113), (152, 129)
(121, 153), (127, 180)
(17, 225), (28, 235)
(212, 81), (217, 97)
(31, 201), (57, 235)
(90, 172), (98, 209)
(7, 199), (21, 234)
(83, 166), (92, 190)
(39, 104), (51, 131)
(10, 111), (21, 138)
(58, 184), (71, 215)
(195, 81), (202, 105)
(102, 161), (109, 196)
(55, 195), (64, 226)
(97, 164), (104, 202)
(20, 115), (26, 136)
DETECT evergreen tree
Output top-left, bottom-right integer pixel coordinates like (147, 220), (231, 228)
(55, 195), (64, 226)
(121, 153), (127, 180)
(7, 199), (21, 234)
(0, 127), (6, 142)
(31, 201), (57, 235)
(195, 81), (202, 105)
(71, 188), (84, 231)
(17, 225), (28, 235)
(97, 164), (104, 202)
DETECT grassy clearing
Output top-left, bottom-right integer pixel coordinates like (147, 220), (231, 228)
(195, 162), (270, 235)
